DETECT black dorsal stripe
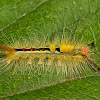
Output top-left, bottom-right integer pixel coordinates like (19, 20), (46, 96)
(15, 47), (60, 52)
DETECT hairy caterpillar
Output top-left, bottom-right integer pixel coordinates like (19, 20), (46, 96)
(0, 31), (100, 98)
(0, 38), (99, 77)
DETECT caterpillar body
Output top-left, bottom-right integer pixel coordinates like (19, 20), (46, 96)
(0, 39), (99, 77)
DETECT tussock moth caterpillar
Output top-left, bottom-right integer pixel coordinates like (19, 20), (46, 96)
(0, 30), (99, 98)
(0, 38), (99, 77)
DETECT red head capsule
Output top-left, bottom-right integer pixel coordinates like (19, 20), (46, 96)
(83, 47), (87, 55)
(22, 48), (25, 51)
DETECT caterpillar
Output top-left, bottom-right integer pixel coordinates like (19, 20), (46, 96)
(0, 38), (99, 77)
(0, 31), (100, 98)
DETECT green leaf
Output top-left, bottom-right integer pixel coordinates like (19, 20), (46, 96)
(0, 0), (100, 99)
(0, 0), (47, 29)
(2, 74), (100, 100)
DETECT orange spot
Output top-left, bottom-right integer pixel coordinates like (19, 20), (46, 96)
(83, 47), (87, 55)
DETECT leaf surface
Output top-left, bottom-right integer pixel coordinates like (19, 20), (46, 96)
(0, 0), (100, 99)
